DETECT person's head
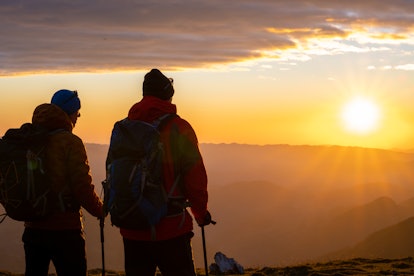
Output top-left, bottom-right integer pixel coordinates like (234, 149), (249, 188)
(51, 89), (81, 126)
(142, 69), (174, 101)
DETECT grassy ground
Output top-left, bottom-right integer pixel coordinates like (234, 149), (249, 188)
(2, 257), (414, 275)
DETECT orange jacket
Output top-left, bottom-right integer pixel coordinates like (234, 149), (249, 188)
(24, 103), (103, 230)
(111, 96), (208, 241)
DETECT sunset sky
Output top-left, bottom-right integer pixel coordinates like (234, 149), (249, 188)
(1, 0), (414, 149)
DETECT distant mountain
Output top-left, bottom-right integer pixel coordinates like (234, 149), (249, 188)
(399, 197), (414, 217)
(84, 143), (108, 193)
(2, 143), (414, 273)
(326, 217), (414, 259)
(200, 143), (414, 202)
(296, 196), (414, 260)
(86, 142), (414, 202)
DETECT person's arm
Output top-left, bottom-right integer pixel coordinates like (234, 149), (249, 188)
(177, 120), (209, 225)
(67, 136), (103, 218)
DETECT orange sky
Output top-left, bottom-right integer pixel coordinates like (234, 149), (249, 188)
(1, 1), (414, 150)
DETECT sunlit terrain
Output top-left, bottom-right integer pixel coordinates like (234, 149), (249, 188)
(2, 257), (414, 275)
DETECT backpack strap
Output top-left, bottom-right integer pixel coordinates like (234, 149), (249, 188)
(151, 113), (177, 130)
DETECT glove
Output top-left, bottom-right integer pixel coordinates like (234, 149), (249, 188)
(197, 211), (213, 227)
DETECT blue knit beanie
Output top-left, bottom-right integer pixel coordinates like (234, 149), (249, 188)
(51, 89), (81, 115)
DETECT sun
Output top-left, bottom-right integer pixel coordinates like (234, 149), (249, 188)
(340, 96), (381, 134)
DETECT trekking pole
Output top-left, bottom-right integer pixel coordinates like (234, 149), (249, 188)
(100, 217), (106, 276)
(101, 179), (109, 276)
(201, 220), (216, 276)
(201, 226), (209, 276)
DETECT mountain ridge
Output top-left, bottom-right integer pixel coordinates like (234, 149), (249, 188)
(325, 216), (414, 260)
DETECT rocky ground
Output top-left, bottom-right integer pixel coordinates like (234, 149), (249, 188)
(2, 257), (414, 275)
(242, 257), (414, 275)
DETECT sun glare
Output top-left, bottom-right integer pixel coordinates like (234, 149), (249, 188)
(341, 97), (381, 135)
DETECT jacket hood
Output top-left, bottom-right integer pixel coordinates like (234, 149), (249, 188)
(128, 96), (177, 122)
(32, 103), (73, 132)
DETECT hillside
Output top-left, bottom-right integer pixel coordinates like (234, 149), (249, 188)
(1, 143), (414, 273)
(327, 217), (414, 260)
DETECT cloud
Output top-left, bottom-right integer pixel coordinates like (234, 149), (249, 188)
(1, 0), (414, 75)
(395, 64), (414, 71)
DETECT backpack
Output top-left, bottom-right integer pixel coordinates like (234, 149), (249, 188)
(104, 114), (185, 230)
(0, 123), (64, 222)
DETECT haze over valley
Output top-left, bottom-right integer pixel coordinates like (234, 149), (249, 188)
(2, 143), (414, 273)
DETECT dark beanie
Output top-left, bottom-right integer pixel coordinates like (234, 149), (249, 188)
(142, 69), (174, 100)
(51, 89), (81, 115)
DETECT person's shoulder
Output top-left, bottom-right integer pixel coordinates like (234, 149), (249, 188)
(170, 114), (193, 128)
(168, 115), (200, 138)
(51, 130), (84, 146)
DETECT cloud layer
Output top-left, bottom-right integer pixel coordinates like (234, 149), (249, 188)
(1, 0), (414, 75)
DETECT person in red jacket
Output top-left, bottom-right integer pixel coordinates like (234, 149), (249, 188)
(23, 90), (103, 276)
(114, 69), (212, 276)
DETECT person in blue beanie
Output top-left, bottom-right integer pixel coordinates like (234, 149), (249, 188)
(23, 89), (103, 276)
(51, 89), (82, 126)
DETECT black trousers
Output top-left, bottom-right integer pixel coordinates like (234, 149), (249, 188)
(22, 228), (87, 276)
(123, 232), (196, 276)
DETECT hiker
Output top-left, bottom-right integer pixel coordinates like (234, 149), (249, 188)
(22, 90), (103, 276)
(107, 69), (212, 276)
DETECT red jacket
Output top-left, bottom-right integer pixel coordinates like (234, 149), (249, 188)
(118, 96), (208, 241)
(25, 103), (103, 230)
